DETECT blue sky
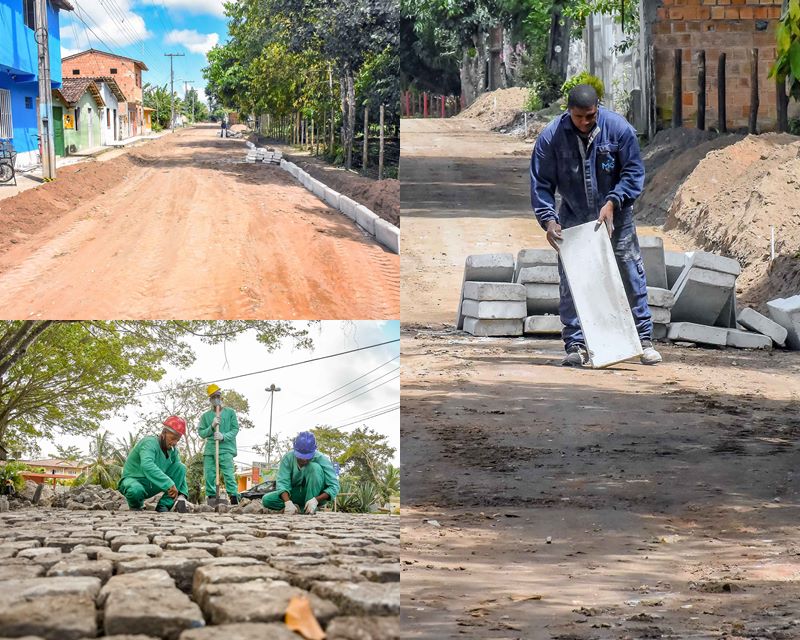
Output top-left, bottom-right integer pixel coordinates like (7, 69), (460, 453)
(59, 0), (230, 102)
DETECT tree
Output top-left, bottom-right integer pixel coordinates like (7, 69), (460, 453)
(75, 431), (122, 489)
(769, 0), (800, 104)
(311, 425), (396, 483)
(53, 445), (86, 462)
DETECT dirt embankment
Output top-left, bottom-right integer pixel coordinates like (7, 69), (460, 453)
(455, 87), (530, 130)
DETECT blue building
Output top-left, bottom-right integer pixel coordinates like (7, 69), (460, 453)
(0, 0), (73, 166)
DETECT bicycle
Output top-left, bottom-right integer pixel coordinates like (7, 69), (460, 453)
(0, 138), (17, 186)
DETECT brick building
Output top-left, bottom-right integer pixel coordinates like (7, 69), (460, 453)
(61, 49), (148, 138)
(651, 0), (785, 130)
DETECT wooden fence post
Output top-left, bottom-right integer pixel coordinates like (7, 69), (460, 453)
(697, 50), (706, 130)
(441, 95), (445, 118)
(363, 106), (369, 170)
(423, 92), (428, 118)
(379, 104), (385, 181)
(718, 53), (727, 133)
(749, 48), (759, 134)
(672, 49), (682, 128)
(777, 78), (789, 132)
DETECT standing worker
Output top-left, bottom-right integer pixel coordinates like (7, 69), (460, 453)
(118, 416), (190, 512)
(530, 83), (662, 367)
(220, 118), (227, 138)
(198, 384), (240, 505)
(261, 431), (339, 514)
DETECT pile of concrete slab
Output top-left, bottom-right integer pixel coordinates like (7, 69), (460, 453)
(457, 242), (800, 351)
(245, 148), (283, 164)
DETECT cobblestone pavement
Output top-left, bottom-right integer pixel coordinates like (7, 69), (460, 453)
(0, 509), (399, 640)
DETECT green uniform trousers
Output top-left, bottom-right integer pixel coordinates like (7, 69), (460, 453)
(262, 461), (329, 511)
(203, 453), (239, 499)
(118, 462), (189, 511)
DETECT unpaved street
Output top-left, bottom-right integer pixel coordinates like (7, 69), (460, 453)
(400, 119), (800, 638)
(0, 125), (398, 319)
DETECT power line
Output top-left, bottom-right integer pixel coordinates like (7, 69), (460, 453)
(334, 401), (400, 426)
(336, 406), (400, 430)
(140, 338), (400, 397)
(302, 366), (399, 415)
(309, 372), (400, 417)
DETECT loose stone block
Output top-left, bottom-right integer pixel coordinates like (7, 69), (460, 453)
(326, 616), (400, 640)
(650, 306), (671, 325)
(374, 218), (399, 254)
(524, 283), (560, 315)
(737, 307), (788, 346)
(767, 295), (800, 350)
(726, 329), (772, 350)
(460, 299), (527, 320)
(647, 287), (675, 309)
(463, 318), (523, 337)
(311, 581), (399, 616)
(667, 322), (728, 346)
(671, 267), (737, 326)
(463, 281), (526, 302)
(523, 315), (563, 335)
(514, 248), (558, 281)
(104, 586), (205, 640)
(686, 250), (741, 276)
(516, 265), (560, 285)
(178, 623), (300, 640)
(639, 235), (668, 288)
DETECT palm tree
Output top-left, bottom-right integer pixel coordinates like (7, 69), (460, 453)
(76, 431), (122, 489)
(114, 432), (140, 465)
(378, 463), (399, 504)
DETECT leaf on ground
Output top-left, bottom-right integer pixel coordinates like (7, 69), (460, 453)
(510, 594), (543, 602)
(285, 595), (325, 640)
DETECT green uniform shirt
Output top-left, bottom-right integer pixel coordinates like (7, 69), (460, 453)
(121, 435), (181, 492)
(198, 406), (239, 456)
(276, 450), (339, 501)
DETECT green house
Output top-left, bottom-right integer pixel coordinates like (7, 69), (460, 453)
(53, 78), (104, 155)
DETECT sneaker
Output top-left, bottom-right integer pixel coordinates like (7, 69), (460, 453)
(174, 496), (188, 513)
(561, 345), (589, 367)
(155, 504), (170, 513)
(640, 340), (662, 365)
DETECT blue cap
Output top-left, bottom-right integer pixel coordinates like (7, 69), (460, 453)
(293, 431), (317, 460)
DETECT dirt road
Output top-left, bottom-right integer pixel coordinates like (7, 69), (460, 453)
(0, 125), (398, 319)
(400, 119), (800, 638)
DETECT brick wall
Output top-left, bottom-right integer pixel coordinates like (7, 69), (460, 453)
(652, 0), (783, 130)
(63, 52), (143, 105)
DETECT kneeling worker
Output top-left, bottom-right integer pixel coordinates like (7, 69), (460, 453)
(118, 416), (190, 512)
(262, 431), (339, 514)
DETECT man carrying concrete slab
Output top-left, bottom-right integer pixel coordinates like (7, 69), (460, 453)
(530, 83), (662, 367)
(198, 384), (240, 506)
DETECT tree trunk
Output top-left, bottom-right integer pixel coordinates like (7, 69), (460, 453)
(547, 3), (572, 83)
(460, 31), (487, 108)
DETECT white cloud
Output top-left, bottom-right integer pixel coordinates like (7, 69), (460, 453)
(165, 29), (219, 55)
(140, 0), (226, 18)
(62, 0), (151, 49)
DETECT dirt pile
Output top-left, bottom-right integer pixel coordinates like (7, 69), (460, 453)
(663, 133), (800, 310)
(455, 87), (529, 130)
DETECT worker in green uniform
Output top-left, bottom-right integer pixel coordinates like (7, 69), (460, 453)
(198, 384), (240, 505)
(118, 416), (190, 512)
(261, 431), (339, 514)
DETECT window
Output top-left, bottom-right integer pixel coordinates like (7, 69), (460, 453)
(72, 69), (80, 75)
(74, 108), (79, 132)
(24, 96), (33, 109)
(110, 68), (118, 74)
(23, 0), (35, 30)
(0, 89), (12, 138)
(106, 109), (110, 127)
(136, 72), (141, 88)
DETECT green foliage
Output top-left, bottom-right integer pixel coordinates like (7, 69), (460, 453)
(789, 116), (800, 135)
(769, 0), (800, 102)
(75, 431), (122, 489)
(378, 463), (399, 504)
(143, 83), (182, 129)
(0, 460), (27, 492)
(561, 71), (605, 107)
(563, 0), (639, 53)
(525, 87), (543, 111)
(335, 475), (380, 513)
(185, 451), (205, 504)
(310, 425), (395, 483)
(53, 445), (85, 462)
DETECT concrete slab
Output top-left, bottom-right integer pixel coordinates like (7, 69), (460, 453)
(737, 307), (788, 346)
(714, 289), (738, 328)
(524, 283), (560, 315)
(374, 219), (399, 254)
(523, 315), (563, 334)
(665, 251), (686, 289)
(650, 306), (671, 325)
(463, 282), (526, 301)
(647, 287), (675, 309)
(686, 251), (741, 276)
(767, 295), (800, 350)
(671, 267), (737, 325)
(463, 317), (523, 337)
(667, 322), (728, 346)
(726, 329), (772, 350)
(560, 221), (643, 368)
(514, 248), (558, 281)
(516, 266), (559, 284)
(640, 235), (668, 288)
(456, 254), (515, 329)
(461, 299), (527, 320)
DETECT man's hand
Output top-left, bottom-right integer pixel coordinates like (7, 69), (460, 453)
(167, 485), (178, 499)
(214, 431), (224, 441)
(545, 220), (563, 252)
(212, 416), (221, 428)
(283, 500), (298, 515)
(304, 497), (319, 514)
(597, 201), (615, 237)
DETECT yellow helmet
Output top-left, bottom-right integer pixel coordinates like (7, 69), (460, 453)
(207, 384), (221, 397)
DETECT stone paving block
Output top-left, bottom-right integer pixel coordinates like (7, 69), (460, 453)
(727, 329), (772, 350)
(152, 535), (188, 547)
(523, 315), (563, 335)
(639, 236), (668, 288)
(647, 287), (675, 309)
(117, 544), (163, 557)
(671, 267), (736, 326)
(47, 558), (113, 582)
(192, 564), (287, 608)
(178, 623), (300, 640)
(665, 250), (687, 289)
(463, 281), (526, 302)
(667, 322), (728, 346)
(355, 205), (378, 237)
(686, 250), (741, 276)
(524, 283), (560, 315)
(326, 616), (400, 640)
(166, 542), (220, 555)
(217, 540), (286, 560)
(311, 581), (399, 616)
(110, 535), (150, 551)
(1, 539), (41, 553)
(117, 556), (210, 592)
(650, 306), (671, 325)
(460, 299), (527, 320)
(188, 534), (226, 545)
(0, 563), (46, 580)
(374, 218), (399, 255)
(79, 636), (158, 640)
(283, 566), (359, 591)
(463, 317), (523, 337)
(516, 265), (559, 285)
(514, 248), (558, 281)
(71, 545), (111, 560)
(767, 295), (800, 350)
(17, 546), (61, 561)
(99, 569), (176, 605)
(457, 253), (515, 329)
(104, 586), (205, 640)
(737, 307), (788, 346)
(202, 581), (338, 626)
(354, 564), (400, 583)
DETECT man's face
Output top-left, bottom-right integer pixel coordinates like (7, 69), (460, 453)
(210, 392), (221, 407)
(162, 429), (181, 448)
(295, 456), (309, 468)
(569, 104), (598, 134)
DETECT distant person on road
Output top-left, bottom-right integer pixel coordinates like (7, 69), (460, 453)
(220, 118), (227, 138)
(198, 384), (240, 506)
(530, 83), (661, 368)
(261, 431), (339, 514)
(118, 416), (190, 512)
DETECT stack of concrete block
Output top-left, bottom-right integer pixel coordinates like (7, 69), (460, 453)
(514, 248), (560, 316)
(767, 295), (800, 350)
(647, 287), (675, 340)
(640, 236), (668, 289)
(456, 254), (514, 330)
(737, 307), (788, 348)
(461, 282), (527, 337)
(664, 250), (686, 289)
(670, 251), (740, 327)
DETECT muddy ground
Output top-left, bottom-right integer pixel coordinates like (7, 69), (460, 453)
(400, 118), (800, 639)
(0, 124), (398, 320)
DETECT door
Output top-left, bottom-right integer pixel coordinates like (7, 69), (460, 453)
(52, 106), (65, 157)
(113, 109), (117, 140)
(87, 107), (93, 147)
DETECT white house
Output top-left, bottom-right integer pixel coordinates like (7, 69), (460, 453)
(89, 76), (126, 145)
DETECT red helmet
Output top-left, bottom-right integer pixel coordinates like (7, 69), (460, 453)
(162, 416), (186, 437)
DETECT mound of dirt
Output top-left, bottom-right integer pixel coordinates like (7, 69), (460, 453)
(456, 87), (529, 130)
(663, 133), (800, 310)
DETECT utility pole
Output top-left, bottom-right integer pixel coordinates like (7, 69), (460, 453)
(34, 0), (55, 180)
(182, 80), (195, 122)
(164, 53), (184, 132)
(265, 384), (281, 466)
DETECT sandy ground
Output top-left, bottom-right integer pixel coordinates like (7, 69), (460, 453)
(0, 124), (398, 319)
(400, 118), (800, 639)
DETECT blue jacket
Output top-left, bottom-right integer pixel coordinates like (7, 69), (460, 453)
(530, 107), (644, 230)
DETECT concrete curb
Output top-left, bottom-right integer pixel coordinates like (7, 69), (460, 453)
(279, 161), (399, 254)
